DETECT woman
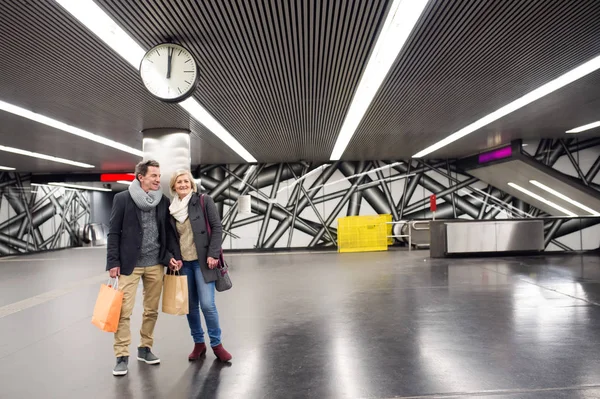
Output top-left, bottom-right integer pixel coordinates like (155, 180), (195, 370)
(168, 169), (232, 362)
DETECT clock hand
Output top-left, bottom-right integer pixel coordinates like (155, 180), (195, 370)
(167, 47), (173, 79)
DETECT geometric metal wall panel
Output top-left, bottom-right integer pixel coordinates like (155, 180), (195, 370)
(2, 140), (595, 255)
(197, 140), (600, 252)
(0, 172), (90, 255)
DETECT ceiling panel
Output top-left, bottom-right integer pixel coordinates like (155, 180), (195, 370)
(437, 70), (600, 158)
(0, 111), (139, 173)
(1, 0), (600, 173)
(95, 0), (392, 162)
(345, 0), (600, 160)
(0, 0), (243, 171)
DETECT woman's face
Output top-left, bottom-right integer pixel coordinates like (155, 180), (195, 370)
(175, 174), (192, 198)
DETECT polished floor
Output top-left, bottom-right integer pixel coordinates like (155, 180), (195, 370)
(1, 248), (600, 398)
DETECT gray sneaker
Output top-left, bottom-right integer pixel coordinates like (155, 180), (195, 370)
(113, 356), (128, 376)
(137, 347), (160, 365)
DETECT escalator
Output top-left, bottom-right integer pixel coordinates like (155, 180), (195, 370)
(458, 140), (600, 218)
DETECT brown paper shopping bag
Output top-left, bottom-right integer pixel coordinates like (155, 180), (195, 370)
(162, 271), (189, 315)
(91, 278), (123, 332)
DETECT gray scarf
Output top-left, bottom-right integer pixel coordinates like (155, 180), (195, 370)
(128, 179), (162, 211)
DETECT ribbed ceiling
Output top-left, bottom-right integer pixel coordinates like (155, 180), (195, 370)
(348, 0), (600, 160)
(0, 0), (599, 173)
(96, 0), (392, 162)
(0, 0), (243, 172)
(0, 1), (190, 147)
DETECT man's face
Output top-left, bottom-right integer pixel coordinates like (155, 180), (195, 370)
(139, 166), (161, 192)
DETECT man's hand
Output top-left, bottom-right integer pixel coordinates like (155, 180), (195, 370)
(109, 267), (120, 278)
(169, 258), (182, 271)
(207, 257), (219, 269)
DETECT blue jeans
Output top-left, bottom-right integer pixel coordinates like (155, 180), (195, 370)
(181, 260), (222, 347)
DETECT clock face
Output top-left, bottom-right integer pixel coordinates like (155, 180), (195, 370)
(139, 43), (198, 102)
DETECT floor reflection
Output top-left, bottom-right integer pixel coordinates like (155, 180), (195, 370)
(4, 251), (600, 398)
(167, 357), (232, 399)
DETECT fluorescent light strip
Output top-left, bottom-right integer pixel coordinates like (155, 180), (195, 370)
(277, 161), (404, 195)
(0, 100), (143, 157)
(117, 180), (132, 185)
(529, 180), (600, 216)
(330, 0), (429, 160)
(0, 145), (94, 168)
(413, 53), (600, 158)
(179, 99), (256, 162)
(31, 182), (111, 192)
(56, 0), (257, 163)
(460, 188), (533, 218)
(277, 164), (327, 194)
(470, 187), (534, 218)
(55, 0), (144, 68)
(306, 162), (405, 193)
(0, 166), (15, 171)
(49, 182), (112, 192)
(566, 121), (600, 133)
(507, 182), (577, 217)
(239, 165), (257, 188)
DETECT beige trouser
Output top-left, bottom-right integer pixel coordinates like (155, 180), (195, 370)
(114, 265), (164, 357)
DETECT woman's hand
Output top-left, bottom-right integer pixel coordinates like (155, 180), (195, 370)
(207, 257), (219, 269)
(169, 258), (182, 271)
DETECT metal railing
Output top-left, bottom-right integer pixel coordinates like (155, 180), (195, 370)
(79, 223), (108, 246)
(386, 220), (411, 250)
(386, 220), (431, 251)
(410, 220), (431, 248)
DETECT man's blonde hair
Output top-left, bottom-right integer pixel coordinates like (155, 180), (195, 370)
(169, 169), (198, 197)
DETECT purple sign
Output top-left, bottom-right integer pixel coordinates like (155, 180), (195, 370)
(478, 146), (512, 164)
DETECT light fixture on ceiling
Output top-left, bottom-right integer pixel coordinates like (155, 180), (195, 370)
(329, 0), (430, 160)
(33, 182), (112, 192)
(305, 162), (408, 193)
(413, 53), (600, 158)
(179, 99), (256, 162)
(0, 145), (94, 168)
(55, 0), (145, 69)
(277, 164), (327, 194)
(0, 166), (16, 170)
(0, 100), (143, 157)
(56, 0), (257, 163)
(507, 182), (577, 217)
(529, 180), (600, 216)
(117, 180), (132, 185)
(566, 121), (600, 133)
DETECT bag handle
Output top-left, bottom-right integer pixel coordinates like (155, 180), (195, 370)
(107, 276), (119, 291)
(200, 194), (225, 269)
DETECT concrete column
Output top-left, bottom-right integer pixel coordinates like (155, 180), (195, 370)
(142, 128), (191, 198)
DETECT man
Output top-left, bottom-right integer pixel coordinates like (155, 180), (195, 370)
(106, 160), (181, 376)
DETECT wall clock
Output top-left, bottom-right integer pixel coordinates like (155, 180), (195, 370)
(139, 43), (199, 103)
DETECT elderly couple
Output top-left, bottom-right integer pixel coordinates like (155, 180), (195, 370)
(106, 160), (231, 376)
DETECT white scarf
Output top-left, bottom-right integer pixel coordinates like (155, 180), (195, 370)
(169, 192), (193, 223)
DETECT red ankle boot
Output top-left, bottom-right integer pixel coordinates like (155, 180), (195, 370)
(188, 343), (206, 361)
(212, 344), (232, 362)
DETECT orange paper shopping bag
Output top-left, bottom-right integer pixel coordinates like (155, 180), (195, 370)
(91, 278), (123, 332)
